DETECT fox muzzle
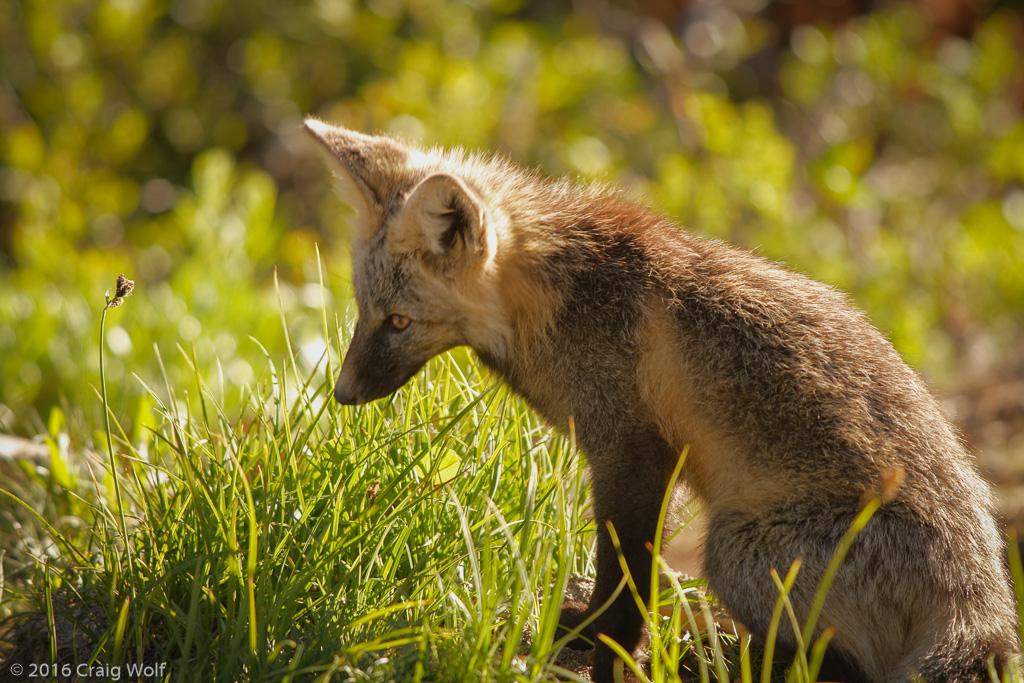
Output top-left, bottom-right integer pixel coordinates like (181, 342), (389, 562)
(334, 319), (431, 405)
(333, 360), (423, 405)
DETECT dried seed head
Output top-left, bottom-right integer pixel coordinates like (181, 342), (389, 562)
(366, 480), (381, 504)
(115, 274), (135, 299)
(105, 274), (136, 310)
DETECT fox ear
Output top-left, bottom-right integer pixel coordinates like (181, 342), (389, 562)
(403, 173), (489, 266)
(303, 118), (409, 239)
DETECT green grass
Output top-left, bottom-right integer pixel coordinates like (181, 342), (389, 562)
(1, 278), (1022, 683)
(1, 276), (602, 681)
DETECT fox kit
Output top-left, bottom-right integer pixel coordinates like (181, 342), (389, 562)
(304, 119), (1019, 683)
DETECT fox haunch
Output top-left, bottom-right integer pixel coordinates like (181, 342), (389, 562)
(304, 119), (1019, 683)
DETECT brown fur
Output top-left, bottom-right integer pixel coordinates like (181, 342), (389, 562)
(304, 118), (1020, 683)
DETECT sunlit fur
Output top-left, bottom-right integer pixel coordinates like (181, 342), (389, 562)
(305, 119), (1019, 683)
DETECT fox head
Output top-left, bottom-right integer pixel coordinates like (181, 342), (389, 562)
(304, 119), (512, 405)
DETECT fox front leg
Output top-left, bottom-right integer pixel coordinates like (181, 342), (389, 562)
(562, 428), (679, 683)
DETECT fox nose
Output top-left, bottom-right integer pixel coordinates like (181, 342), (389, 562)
(334, 379), (358, 405)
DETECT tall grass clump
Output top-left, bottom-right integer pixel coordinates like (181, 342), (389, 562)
(1, 272), (603, 681)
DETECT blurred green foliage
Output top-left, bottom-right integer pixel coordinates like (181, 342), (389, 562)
(1, 0), (1023, 436)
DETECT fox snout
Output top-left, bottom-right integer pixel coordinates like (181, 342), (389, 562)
(333, 317), (433, 406)
(333, 348), (404, 406)
(333, 351), (416, 406)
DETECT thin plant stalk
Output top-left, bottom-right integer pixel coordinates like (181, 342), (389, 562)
(100, 275), (138, 638)
(100, 305), (131, 564)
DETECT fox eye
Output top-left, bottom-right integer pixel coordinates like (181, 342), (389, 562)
(390, 314), (411, 331)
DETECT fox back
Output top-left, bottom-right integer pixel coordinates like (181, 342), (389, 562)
(305, 119), (1019, 683)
